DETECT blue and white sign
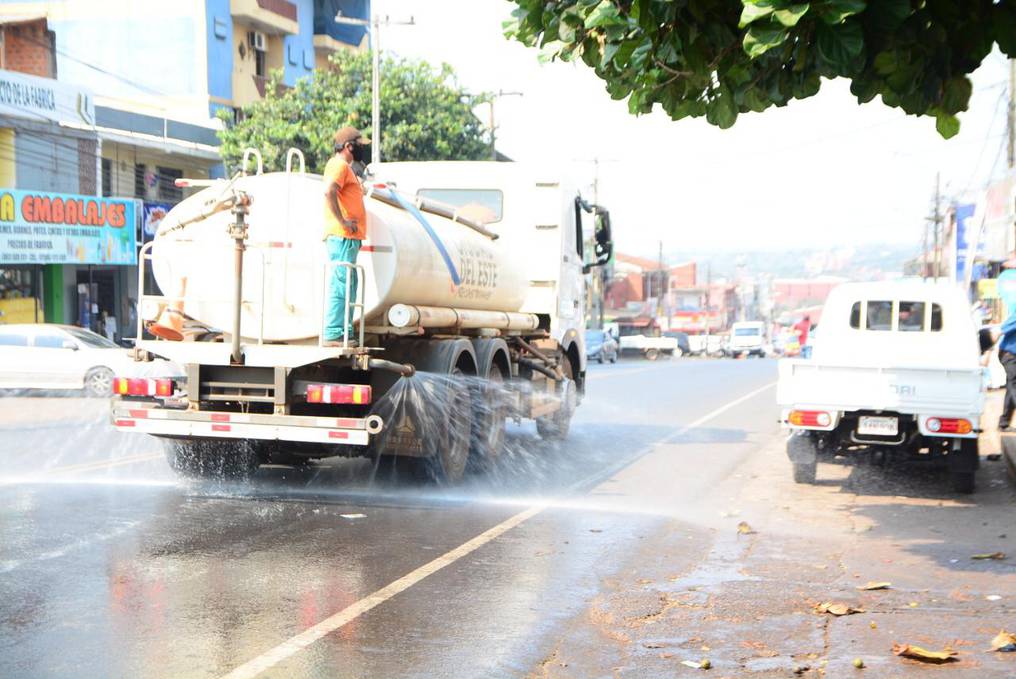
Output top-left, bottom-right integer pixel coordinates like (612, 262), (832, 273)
(953, 203), (983, 284)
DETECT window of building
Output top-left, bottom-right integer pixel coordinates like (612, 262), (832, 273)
(157, 167), (183, 202)
(134, 163), (146, 198)
(866, 301), (892, 331)
(255, 48), (266, 78)
(898, 301), (925, 332)
(101, 158), (112, 197)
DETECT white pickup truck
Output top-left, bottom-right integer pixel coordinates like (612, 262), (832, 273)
(616, 319), (678, 360)
(777, 281), (986, 493)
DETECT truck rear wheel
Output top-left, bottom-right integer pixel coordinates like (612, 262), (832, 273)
(645, 348), (659, 361)
(787, 432), (818, 484)
(163, 438), (260, 480)
(468, 362), (507, 472)
(423, 368), (472, 483)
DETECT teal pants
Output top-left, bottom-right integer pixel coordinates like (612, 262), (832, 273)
(325, 236), (361, 340)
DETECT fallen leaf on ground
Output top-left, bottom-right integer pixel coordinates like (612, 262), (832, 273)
(815, 602), (864, 616)
(971, 552), (1007, 560)
(892, 643), (958, 663)
(990, 630), (1016, 652)
(857, 581), (891, 591)
(736, 521), (756, 535)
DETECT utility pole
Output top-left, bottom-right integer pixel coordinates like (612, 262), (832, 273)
(656, 240), (665, 320)
(1008, 58), (1015, 170)
(486, 90), (523, 161)
(704, 262), (712, 354)
(933, 172), (941, 281)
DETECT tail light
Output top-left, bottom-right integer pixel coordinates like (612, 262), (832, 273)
(788, 410), (832, 427)
(925, 417), (972, 434)
(114, 377), (175, 397)
(306, 383), (372, 405)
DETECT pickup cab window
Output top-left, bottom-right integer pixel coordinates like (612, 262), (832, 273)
(866, 301), (892, 331)
(930, 303), (943, 331)
(898, 301), (924, 331)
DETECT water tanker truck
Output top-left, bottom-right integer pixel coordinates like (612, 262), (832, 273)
(111, 152), (613, 482)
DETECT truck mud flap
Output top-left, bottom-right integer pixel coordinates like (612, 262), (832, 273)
(786, 431), (818, 464)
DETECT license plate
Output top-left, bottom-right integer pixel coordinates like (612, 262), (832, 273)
(858, 416), (898, 437)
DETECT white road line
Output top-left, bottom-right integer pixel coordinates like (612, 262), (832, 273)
(219, 379), (777, 679)
(46, 452), (163, 475)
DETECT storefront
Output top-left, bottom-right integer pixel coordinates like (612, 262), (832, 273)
(0, 189), (136, 336)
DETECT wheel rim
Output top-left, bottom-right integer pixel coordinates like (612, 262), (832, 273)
(88, 370), (112, 394)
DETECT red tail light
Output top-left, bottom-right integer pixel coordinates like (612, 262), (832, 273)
(925, 417), (972, 434)
(114, 377), (175, 397)
(788, 410), (832, 427)
(306, 383), (372, 405)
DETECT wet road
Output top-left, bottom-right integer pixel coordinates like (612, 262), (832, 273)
(2, 358), (1013, 678)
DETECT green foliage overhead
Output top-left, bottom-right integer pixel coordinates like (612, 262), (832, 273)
(217, 51), (490, 174)
(504, 0), (1016, 138)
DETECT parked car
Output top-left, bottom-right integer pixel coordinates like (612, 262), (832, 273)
(728, 321), (767, 357)
(778, 281), (985, 492)
(662, 330), (691, 357)
(585, 329), (619, 363)
(0, 323), (180, 397)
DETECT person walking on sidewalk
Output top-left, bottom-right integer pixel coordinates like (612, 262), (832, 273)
(997, 258), (1016, 431)
(322, 126), (370, 347)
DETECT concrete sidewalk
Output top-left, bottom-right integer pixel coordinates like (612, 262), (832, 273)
(980, 388), (1016, 484)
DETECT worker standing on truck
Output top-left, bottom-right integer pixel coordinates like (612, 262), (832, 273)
(322, 126), (370, 347)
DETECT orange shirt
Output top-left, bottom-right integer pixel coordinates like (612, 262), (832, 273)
(322, 156), (366, 240)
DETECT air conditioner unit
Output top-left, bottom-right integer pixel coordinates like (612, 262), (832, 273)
(248, 31), (267, 52)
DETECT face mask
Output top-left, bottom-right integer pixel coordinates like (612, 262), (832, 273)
(352, 143), (370, 164)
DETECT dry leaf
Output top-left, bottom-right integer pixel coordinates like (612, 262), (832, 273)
(857, 581), (892, 591)
(815, 601), (864, 616)
(971, 552), (1007, 560)
(736, 521), (756, 535)
(990, 630), (1016, 652)
(892, 643), (958, 663)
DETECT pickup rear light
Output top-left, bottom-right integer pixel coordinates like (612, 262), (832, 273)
(925, 417), (972, 435)
(789, 410), (831, 427)
(114, 377), (174, 397)
(306, 383), (372, 405)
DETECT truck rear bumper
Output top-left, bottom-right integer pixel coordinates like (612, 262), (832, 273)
(111, 402), (381, 446)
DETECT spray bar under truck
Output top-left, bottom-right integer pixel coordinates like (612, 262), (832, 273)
(112, 155), (613, 483)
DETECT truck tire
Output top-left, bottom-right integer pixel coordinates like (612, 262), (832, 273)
(163, 438), (260, 480)
(949, 438), (978, 494)
(645, 348), (659, 361)
(423, 367), (472, 483)
(537, 355), (576, 440)
(468, 338), (509, 471)
(787, 432), (818, 484)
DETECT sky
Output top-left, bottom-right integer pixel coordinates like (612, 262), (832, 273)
(375, 0), (1012, 258)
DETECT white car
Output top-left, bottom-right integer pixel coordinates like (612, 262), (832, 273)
(0, 324), (180, 397)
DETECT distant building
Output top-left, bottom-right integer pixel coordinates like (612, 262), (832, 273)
(772, 276), (846, 311)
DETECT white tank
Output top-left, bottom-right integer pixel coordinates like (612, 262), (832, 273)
(151, 172), (527, 341)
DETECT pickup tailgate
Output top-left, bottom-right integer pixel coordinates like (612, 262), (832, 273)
(777, 360), (985, 417)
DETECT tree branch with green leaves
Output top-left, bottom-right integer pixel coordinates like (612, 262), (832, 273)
(504, 0), (1016, 138)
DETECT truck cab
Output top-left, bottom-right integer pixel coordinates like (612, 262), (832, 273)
(376, 161), (609, 390)
(728, 321), (766, 358)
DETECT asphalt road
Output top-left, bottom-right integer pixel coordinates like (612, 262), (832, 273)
(1, 358), (1013, 678)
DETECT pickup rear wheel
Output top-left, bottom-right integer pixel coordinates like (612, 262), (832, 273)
(787, 432), (818, 484)
(949, 438), (978, 494)
(792, 462), (817, 484)
(645, 348), (659, 361)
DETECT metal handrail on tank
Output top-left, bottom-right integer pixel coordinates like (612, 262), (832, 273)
(242, 148), (264, 176)
(319, 260), (366, 350)
(285, 148), (306, 174)
(281, 148), (306, 311)
(134, 240), (268, 345)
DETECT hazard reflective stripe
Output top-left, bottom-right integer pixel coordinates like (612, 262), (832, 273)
(211, 413), (230, 422)
(335, 418), (359, 428)
(328, 431), (349, 439)
(115, 419), (135, 427)
(212, 424), (231, 432)
(129, 410), (149, 418)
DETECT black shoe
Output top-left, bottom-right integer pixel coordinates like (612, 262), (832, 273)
(999, 424), (1014, 433)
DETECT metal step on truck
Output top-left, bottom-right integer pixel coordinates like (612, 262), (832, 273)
(111, 152), (613, 483)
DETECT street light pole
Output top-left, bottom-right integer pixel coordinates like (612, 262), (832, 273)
(335, 12), (414, 168)
(486, 90), (523, 161)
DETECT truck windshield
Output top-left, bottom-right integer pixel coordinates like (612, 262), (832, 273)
(734, 327), (760, 336)
(417, 188), (503, 224)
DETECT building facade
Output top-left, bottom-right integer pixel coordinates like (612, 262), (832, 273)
(0, 1), (368, 338)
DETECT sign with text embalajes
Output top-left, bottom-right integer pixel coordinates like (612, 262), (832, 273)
(0, 189), (136, 265)
(0, 68), (94, 126)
